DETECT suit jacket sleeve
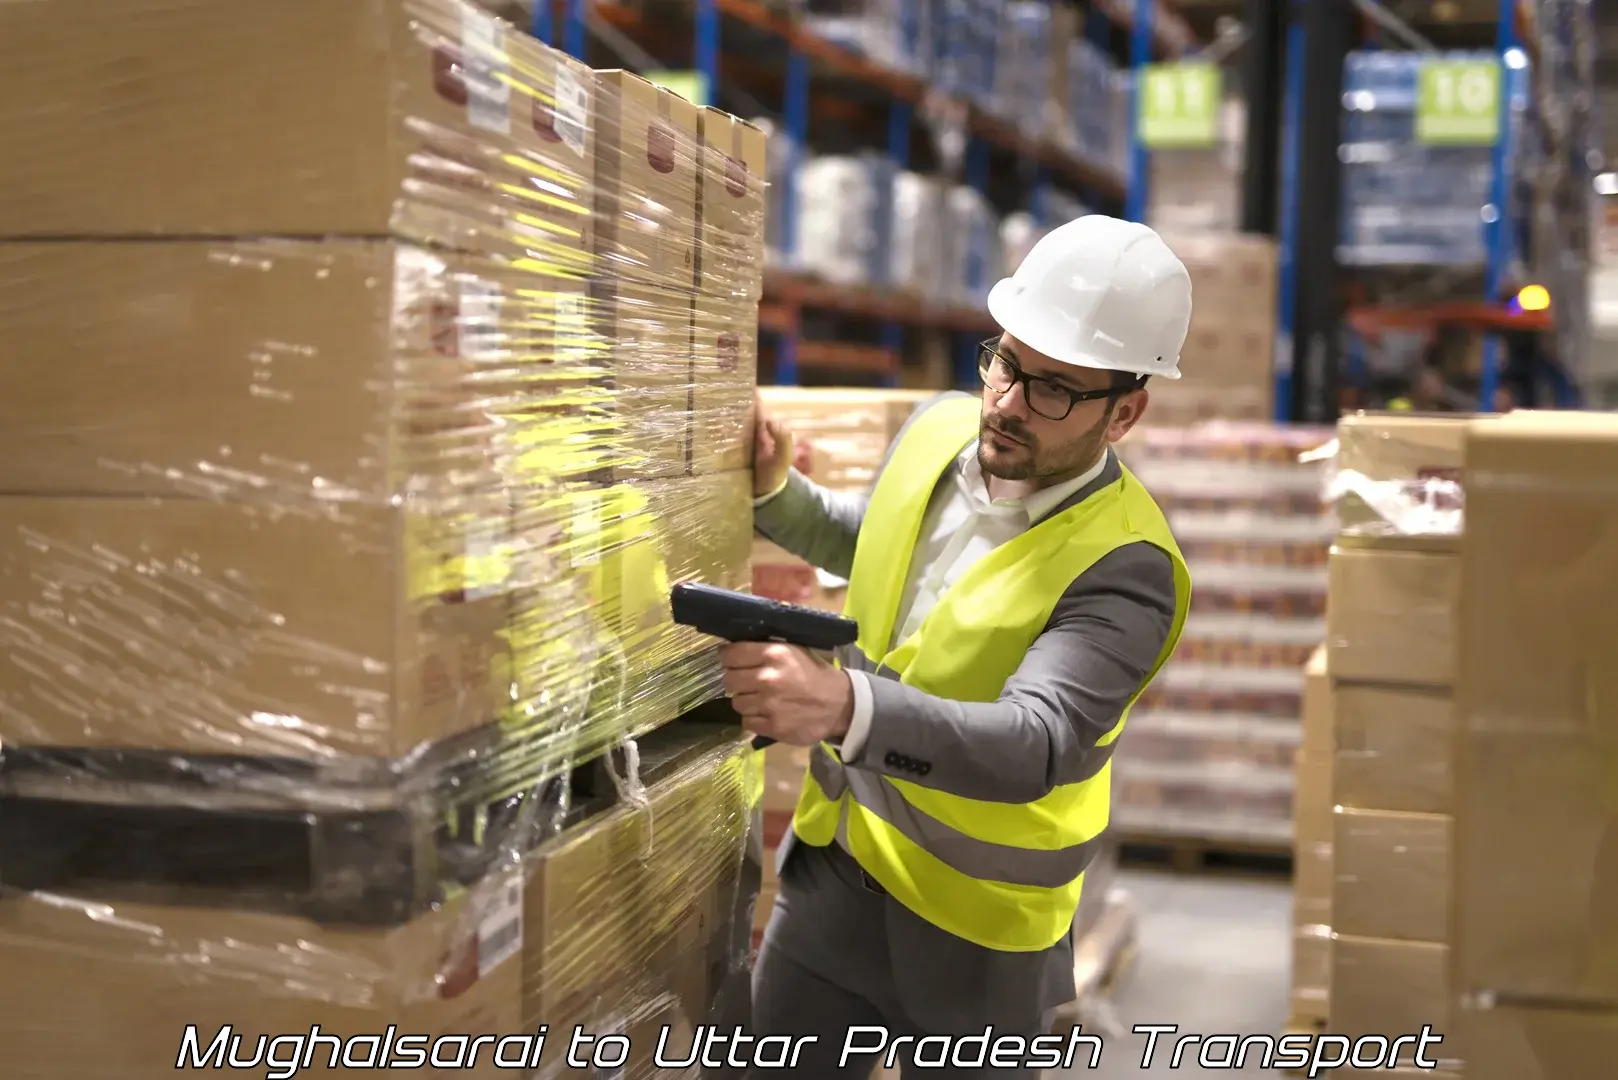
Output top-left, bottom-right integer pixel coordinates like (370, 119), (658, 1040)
(841, 541), (1179, 804)
(752, 390), (968, 580)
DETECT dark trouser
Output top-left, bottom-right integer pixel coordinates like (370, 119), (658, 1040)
(747, 843), (1053, 1079)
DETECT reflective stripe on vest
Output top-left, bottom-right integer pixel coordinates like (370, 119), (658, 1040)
(789, 395), (1191, 953)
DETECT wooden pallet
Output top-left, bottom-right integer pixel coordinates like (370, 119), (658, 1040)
(1115, 832), (1294, 877)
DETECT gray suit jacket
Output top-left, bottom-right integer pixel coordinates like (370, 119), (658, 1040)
(754, 391), (1179, 1031)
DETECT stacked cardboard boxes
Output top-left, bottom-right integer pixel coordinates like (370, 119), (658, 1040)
(1316, 413), (1470, 1073)
(1150, 233), (1280, 426)
(1113, 423), (1336, 846)
(750, 389), (935, 613)
(1450, 411), (1618, 1078)
(0, 3), (767, 1073)
(1289, 646), (1334, 1029)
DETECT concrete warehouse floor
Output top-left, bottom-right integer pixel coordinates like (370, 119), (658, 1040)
(1049, 870), (1294, 1078)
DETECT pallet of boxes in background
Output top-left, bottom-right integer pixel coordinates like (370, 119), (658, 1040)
(1109, 423), (1336, 863)
(0, 2), (767, 1075)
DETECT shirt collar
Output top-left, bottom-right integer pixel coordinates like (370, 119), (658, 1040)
(958, 442), (1111, 525)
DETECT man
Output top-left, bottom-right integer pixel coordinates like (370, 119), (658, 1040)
(723, 216), (1193, 1076)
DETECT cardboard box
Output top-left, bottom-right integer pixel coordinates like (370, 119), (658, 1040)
(0, 496), (509, 759)
(696, 108), (769, 301)
(1294, 837), (1333, 929)
(1454, 411), (1618, 1008)
(600, 281), (701, 481)
(0, 874), (523, 1079)
(530, 471), (752, 732)
(1293, 650), (1335, 864)
(1162, 230), (1281, 328)
(1301, 646), (1333, 758)
(1332, 808), (1451, 942)
(1336, 412), (1474, 484)
(1326, 537), (1461, 685)
(1330, 936), (1455, 1062)
(1334, 684), (1454, 813)
(592, 69), (701, 292)
(0, 0), (596, 245)
(0, 240), (599, 498)
(757, 389), (932, 492)
(1291, 925), (1331, 1024)
(1456, 1004), (1618, 1080)
(523, 730), (752, 1047)
(1333, 412), (1481, 534)
(1143, 379), (1273, 426)
(691, 296), (760, 477)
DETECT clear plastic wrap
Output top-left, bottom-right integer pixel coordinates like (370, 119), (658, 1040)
(1333, 683), (1454, 815)
(1306, 412), (1478, 538)
(0, 2), (767, 1072)
(889, 171), (948, 297)
(1324, 535), (1461, 687)
(794, 154), (882, 287)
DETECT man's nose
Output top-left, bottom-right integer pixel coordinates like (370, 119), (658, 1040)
(993, 379), (1032, 419)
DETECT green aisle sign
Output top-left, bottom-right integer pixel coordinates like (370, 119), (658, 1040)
(1137, 62), (1222, 150)
(1416, 58), (1501, 145)
(644, 70), (710, 108)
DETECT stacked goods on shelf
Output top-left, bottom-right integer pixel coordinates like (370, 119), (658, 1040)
(1146, 74), (1247, 236)
(1318, 413), (1470, 1074)
(1337, 50), (1529, 267)
(749, 389), (934, 614)
(1288, 646), (1334, 1031)
(0, 2), (765, 1074)
(1151, 232), (1281, 425)
(991, 1), (1055, 136)
(1450, 411), (1618, 1079)
(1044, 8), (1126, 170)
(1111, 424), (1336, 848)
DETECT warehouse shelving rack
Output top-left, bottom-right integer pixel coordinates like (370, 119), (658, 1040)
(1272, 0), (1594, 421)
(525, 0), (1200, 388)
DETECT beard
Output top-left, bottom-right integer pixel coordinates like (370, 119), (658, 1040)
(978, 406), (1111, 483)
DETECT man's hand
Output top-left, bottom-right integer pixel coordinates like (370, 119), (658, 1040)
(751, 391), (794, 498)
(721, 642), (853, 746)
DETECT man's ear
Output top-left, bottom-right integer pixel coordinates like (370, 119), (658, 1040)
(1106, 389), (1149, 443)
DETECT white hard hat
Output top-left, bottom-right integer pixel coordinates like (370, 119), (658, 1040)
(986, 215), (1193, 380)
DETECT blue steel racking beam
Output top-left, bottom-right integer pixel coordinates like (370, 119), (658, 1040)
(879, 100), (913, 390)
(955, 139), (994, 389)
(1272, 2), (1306, 421)
(1123, 0), (1156, 224)
(566, 0), (587, 59)
(695, 0), (719, 103)
(775, 50), (810, 385)
(531, 0), (552, 45)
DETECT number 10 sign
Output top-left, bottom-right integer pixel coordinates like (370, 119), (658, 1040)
(1416, 58), (1502, 146)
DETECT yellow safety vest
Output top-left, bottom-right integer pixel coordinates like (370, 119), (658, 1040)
(788, 397), (1191, 952)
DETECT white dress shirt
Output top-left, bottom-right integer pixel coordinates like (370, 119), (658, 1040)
(757, 440), (1110, 758)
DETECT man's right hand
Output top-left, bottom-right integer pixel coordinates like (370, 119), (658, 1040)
(752, 392), (794, 498)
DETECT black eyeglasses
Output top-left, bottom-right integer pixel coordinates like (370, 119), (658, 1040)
(977, 340), (1141, 422)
